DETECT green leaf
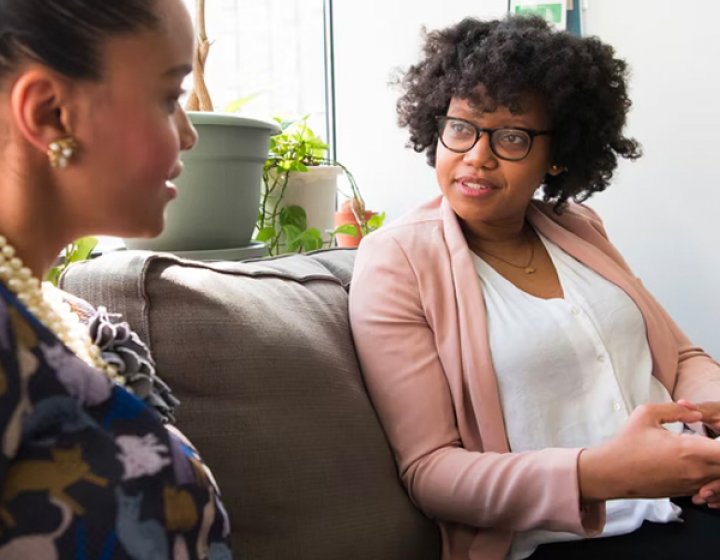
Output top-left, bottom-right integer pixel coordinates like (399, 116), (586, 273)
(282, 224), (305, 252)
(300, 228), (324, 252)
(288, 161), (309, 173)
(279, 206), (308, 230)
(45, 266), (62, 287)
(334, 224), (359, 236)
(255, 226), (277, 243)
(67, 236), (98, 263)
(42, 236), (97, 286)
(367, 212), (386, 231)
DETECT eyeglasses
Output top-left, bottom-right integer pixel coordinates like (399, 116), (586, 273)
(436, 116), (552, 161)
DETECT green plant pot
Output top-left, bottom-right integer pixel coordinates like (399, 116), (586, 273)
(125, 112), (279, 252)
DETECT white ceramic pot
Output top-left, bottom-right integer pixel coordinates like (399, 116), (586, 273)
(265, 165), (342, 242)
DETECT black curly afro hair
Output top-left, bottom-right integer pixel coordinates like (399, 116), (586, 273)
(396, 16), (641, 212)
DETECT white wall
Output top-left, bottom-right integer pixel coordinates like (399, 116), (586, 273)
(334, 0), (720, 357)
(333, 0), (508, 214)
(581, 0), (720, 357)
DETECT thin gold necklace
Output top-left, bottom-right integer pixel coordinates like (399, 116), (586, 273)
(472, 237), (537, 275)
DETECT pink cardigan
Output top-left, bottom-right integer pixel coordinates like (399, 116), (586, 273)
(348, 196), (720, 560)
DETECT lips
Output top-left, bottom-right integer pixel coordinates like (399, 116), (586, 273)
(456, 176), (497, 190)
(167, 162), (184, 182)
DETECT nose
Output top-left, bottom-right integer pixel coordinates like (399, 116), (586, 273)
(463, 132), (497, 169)
(176, 108), (199, 152)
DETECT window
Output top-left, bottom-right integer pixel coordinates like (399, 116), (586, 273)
(181, 0), (329, 136)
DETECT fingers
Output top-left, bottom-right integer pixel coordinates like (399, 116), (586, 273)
(679, 400), (720, 434)
(676, 399), (698, 411)
(632, 402), (702, 426)
(693, 479), (720, 509)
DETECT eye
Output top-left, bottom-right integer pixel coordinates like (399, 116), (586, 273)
(447, 119), (475, 137)
(495, 130), (530, 150)
(165, 90), (186, 113)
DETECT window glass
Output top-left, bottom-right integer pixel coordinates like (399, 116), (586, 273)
(181, 0), (328, 134)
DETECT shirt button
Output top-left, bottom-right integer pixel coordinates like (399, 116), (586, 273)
(597, 354), (606, 363)
(571, 306), (581, 316)
(612, 402), (622, 412)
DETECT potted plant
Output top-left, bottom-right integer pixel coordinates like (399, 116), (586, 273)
(256, 117), (383, 255)
(333, 197), (385, 248)
(124, 0), (279, 254)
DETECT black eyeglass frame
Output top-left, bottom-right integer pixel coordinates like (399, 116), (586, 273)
(436, 115), (553, 162)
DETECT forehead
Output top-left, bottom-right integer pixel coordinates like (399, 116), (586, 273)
(448, 91), (549, 126)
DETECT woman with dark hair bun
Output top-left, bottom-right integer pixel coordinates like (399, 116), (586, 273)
(0, 0), (232, 557)
(350, 15), (720, 560)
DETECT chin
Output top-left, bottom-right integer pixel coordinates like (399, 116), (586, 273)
(121, 217), (166, 240)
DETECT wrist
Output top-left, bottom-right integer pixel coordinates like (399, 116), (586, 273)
(578, 446), (614, 503)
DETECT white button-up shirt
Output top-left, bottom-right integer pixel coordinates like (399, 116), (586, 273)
(472, 233), (682, 560)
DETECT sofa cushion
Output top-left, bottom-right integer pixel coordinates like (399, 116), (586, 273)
(60, 249), (440, 559)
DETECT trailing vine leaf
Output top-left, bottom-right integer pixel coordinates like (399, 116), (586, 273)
(255, 226), (277, 243)
(279, 206), (308, 231)
(45, 236), (98, 287)
(367, 212), (387, 232)
(334, 224), (359, 236)
(256, 115), (384, 255)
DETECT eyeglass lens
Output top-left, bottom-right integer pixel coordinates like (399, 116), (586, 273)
(439, 118), (532, 160)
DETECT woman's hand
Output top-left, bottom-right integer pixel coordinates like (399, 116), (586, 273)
(677, 399), (720, 434)
(677, 399), (720, 508)
(578, 402), (720, 503)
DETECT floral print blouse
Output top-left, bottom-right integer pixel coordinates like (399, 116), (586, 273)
(0, 282), (232, 559)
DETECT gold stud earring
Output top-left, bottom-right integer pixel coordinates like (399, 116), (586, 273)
(47, 137), (78, 168)
(549, 164), (567, 174)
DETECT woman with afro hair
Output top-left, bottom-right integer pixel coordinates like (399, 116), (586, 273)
(349, 15), (720, 560)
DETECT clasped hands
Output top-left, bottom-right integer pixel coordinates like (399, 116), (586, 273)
(578, 399), (720, 509)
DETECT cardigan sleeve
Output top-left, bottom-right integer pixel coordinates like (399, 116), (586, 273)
(646, 288), (720, 403)
(349, 230), (604, 534)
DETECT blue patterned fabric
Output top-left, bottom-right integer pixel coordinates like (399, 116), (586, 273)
(0, 282), (232, 559)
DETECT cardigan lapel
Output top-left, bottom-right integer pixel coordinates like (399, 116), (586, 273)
(441, 198), (511, 453)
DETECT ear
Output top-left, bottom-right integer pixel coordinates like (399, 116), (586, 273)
(547, 164), (566, 176)
(9, 67), (75, 156)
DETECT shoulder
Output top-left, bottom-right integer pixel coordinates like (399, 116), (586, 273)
(359, 196), (445, 256)
(530, 199), (609, 239)
(352, 197), (448, 289)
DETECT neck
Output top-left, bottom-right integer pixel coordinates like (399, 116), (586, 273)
(0, 165), (73, 280)
(461, 215), (530, 250)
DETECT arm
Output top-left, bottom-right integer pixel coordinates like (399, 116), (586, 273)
(349, 233), (602, 534)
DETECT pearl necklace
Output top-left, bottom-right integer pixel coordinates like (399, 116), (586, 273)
(0, 235), (122, 384)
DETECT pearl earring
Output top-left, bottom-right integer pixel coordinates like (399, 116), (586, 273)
(47, 136), (78, 168)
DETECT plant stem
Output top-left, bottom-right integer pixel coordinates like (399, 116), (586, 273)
(186, 0), (213, 111)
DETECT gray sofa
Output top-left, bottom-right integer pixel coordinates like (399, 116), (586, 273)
(60, 248), (440, 559)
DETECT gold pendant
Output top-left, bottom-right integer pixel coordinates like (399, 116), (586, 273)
(525, 267), (536, 274)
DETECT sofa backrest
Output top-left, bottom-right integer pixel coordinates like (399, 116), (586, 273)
(60, 249), (440, 559)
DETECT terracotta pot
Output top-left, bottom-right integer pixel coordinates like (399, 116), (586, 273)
(334, 200), (374, 248)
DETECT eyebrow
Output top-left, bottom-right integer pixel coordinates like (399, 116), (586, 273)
(449, 110), (536, 128)
(164, 64), (193, 78)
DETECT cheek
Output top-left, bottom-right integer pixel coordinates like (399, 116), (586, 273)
(434, 147), (456, 187)
(93, 112), (179, 182)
